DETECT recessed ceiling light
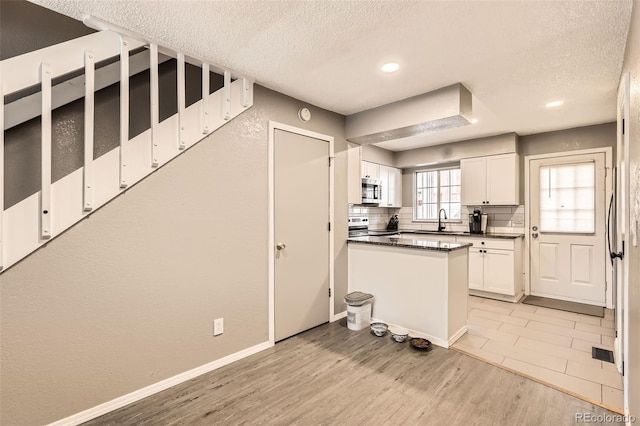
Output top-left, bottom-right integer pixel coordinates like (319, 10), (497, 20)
(470, 118), (479, 124)
(546, 100), (564, 108)
(381, 62), (400, 73)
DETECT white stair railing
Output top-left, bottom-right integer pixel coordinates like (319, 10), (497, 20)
(0, 29), (254, 272)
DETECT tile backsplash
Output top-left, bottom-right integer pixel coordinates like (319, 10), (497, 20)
(397, 205), (525, 233)
(349, 206), (399, 230)
(350, 205), (525, 233)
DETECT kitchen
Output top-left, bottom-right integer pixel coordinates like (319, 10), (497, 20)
(1, 1), (639, 425)
(344, 123), (619, 409)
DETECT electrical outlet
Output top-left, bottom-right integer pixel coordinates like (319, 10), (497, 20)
(213, 318), (224, 336)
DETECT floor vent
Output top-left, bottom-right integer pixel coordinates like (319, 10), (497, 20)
(592, 347), (615, 363)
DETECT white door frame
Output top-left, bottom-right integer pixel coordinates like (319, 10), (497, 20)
(524, 147), (613, 308)
(616, 72), (630, 409)
(268, 121), (335, 345)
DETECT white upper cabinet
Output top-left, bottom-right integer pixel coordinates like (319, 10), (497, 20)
(460, 157), (487, 205)
(461, 153), (520, 205)
(361, 161), (380, 180)
(348, 144), (362, 204)
(379, 165), (402, 208)
(351, 156), (402, 206)
(487, 154), (520, 205)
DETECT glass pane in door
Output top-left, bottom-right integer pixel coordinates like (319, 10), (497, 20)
(539, 161), (595, 233)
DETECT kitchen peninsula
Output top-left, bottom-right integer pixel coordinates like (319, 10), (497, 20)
(347, 234), (470, 348)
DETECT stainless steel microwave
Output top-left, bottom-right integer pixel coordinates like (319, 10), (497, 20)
(362, 178), (381, 204)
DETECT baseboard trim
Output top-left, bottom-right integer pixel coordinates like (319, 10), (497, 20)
(332, 311), (347, 322)
(447, 326), (467, 347)
(370, 317), (450, 348)
(47, 341), (273, 426)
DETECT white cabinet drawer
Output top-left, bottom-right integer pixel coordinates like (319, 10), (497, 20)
(456, 237), (514, 251)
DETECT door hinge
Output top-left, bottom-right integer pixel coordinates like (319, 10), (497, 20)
(622, 118), (625, 135)
(328, 222), (331, 231)
(622, 361), (625, 376)
(329, 288), (332, 298)
(329, 156), (335, 166)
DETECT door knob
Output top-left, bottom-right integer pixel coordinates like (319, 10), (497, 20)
(532, 232), (538, 239)
(276, 243), (286, 250)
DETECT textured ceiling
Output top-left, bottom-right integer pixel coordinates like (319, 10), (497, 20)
(30, 0), (633, 151)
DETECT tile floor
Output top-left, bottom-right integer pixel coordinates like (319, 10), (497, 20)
(451, 295), (624, 413)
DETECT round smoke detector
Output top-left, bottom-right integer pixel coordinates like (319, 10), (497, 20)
(298, 107), (311, 122)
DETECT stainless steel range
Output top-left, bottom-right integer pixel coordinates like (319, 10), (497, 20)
(348, 216), (400, 237)
(348, 216), (369, 237)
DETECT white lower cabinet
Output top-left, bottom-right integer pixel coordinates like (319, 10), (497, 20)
(483, 249), (515, 294)
(467, 248), (485, 291)
(457, 236), (523, 302)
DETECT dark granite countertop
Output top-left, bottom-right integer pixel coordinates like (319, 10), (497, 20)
(361, 229), (524, 239)
(347, 235), (472, 252)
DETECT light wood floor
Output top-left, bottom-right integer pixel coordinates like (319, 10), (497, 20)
(85, 320), (622, 425)
(453, 296), (623, 412)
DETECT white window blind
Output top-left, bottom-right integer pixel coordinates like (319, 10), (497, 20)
(539, 161), (595, 233)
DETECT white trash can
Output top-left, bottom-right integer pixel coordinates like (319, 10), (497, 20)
(345, 291), (374, 331)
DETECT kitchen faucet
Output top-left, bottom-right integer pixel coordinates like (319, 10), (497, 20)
(438, 208), (447, 231)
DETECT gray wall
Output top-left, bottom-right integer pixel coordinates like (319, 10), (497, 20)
(0, 0), (95, 60)
(361, 144), (395, 166)
(517, 122), (616, 201)
(1, 86), (347, 426)
(0, 6), (349, 424)
(621, 2), (640, 418)
(518, 122), (616, 157)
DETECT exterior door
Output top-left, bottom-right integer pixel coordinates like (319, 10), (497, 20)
(529, 153), (606, 305)
(274, 129), (330, 341)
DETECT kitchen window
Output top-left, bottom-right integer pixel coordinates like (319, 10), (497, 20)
(414, 167), (461, 221)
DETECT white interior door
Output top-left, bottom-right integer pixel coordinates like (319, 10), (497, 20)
(529, 153), (606, 305)
(274, 129), (330, 342)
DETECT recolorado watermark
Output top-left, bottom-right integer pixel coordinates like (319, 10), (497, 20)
(576, 413), (636, 423)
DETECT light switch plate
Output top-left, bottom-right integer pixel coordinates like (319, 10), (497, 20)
(213, 318), (224, 336)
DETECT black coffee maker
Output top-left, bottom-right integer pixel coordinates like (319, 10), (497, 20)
(386, 214), (399, 231)
(469, 209), (487, 234)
